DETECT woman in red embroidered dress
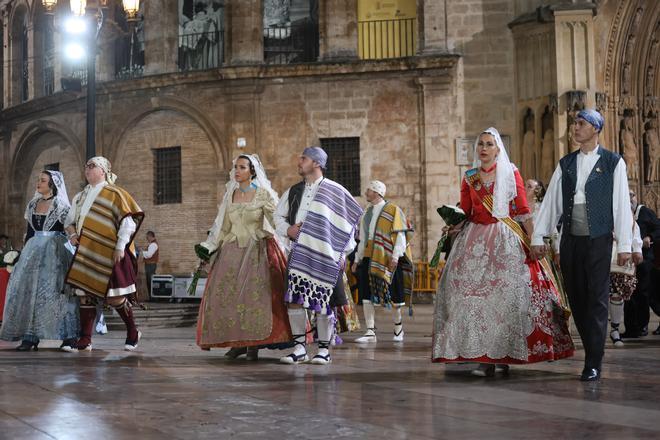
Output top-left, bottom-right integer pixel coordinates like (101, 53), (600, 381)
(432, 128), (574, 377)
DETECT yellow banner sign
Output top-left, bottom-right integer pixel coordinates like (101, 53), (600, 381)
(358, 0), (417, 22)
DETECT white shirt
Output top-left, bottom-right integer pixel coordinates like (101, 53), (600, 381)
(354, 200), (406, 263)
(632, 222), (643, 254)
(274, 176), (357, 254)
(65, 181), (137, 251)
(142, 242), (159, 259)
(532, 146), (633, 253)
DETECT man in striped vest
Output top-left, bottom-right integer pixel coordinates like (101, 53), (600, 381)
(65, 156), (144, 352)
(351, 180), (414, 343)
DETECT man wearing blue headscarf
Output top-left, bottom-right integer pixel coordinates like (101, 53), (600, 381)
(531, 108), (633, 381)
(273, 147), (362, 366)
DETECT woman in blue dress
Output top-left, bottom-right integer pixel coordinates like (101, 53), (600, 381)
(0, 170), (79, 351)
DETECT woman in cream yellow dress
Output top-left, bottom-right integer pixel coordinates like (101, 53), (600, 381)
(195, 155), (291, 360)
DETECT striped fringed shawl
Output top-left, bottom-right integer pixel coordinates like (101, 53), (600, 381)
(67, 185), (144, 298)
(285, 179), (363, 315)
(368, 202), (414, 305)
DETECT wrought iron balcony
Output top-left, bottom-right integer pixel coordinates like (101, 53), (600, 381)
(178, 30), (224, 72)
(263, 20), (319, 65)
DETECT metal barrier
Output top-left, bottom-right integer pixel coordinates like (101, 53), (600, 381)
(412, 261), (440, 294)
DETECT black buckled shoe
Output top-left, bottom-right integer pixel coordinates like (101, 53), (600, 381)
(580, 367), (601, 382)
(15, 340), (38, 352)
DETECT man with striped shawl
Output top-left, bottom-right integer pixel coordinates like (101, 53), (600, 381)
(274, 147), (363, 365)
(351, 180), (414, 343)
(65, 157), (144, 352)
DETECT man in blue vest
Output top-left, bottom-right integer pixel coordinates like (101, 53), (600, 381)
(532, 108), (633, 381)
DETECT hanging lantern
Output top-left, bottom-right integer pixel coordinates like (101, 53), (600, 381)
(70, 0), (87, 17)
(41, 0), (58, 13)
(122, 0), (140, 21)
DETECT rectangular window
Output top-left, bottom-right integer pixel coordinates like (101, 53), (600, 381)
(44, 162), (59, 172)
(154, 146), (182, 205)
(320, 137), (361, 196)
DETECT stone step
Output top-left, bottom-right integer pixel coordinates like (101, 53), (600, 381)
(104, 303), (200, 329)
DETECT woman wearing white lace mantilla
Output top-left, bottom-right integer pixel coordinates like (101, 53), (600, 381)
(0, 171), (79, 351)
(432, 128), (574, 377)
(195, 154), (291, 360)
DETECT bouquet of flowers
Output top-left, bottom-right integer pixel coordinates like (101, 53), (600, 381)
(2, 250), (20, 273)
(429, 205), (466, 268)
(187, 244), (211, 296)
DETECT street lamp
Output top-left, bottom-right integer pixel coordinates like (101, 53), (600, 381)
(122, 1), (141, 21)
(41, 0), (140, 160)
(69, 0), (86, 16)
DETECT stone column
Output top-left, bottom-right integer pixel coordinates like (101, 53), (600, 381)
(320, 0), (358, 61)
(143, 0), (178, 75)
(226, 0), (263, 65)
(418, 0), (447, 55)
(416, 72), (460, 259)
(553, 9), (597, 157)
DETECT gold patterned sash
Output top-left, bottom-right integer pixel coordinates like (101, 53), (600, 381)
(464, 169), (571, 315)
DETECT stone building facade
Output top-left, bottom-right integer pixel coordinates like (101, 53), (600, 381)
(0, 0), (657, 277)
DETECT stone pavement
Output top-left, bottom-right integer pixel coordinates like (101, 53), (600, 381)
(1, 305), (659, 439)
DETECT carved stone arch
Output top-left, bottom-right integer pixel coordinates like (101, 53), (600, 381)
(7, 120), (85, 242)
(108, 95), (228, 170)
(603, 0), (660, 208)
(7, 0), (31, 28)
(10, 119), (84, 173)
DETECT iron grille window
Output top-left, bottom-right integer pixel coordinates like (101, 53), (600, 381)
(44, 162), (59, 172)
(154, 147), (182, 205)
(320, 137), (361, 196)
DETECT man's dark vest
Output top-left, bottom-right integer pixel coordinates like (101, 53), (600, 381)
(559, 146), (621, 239)
(286, 181), (306, 225)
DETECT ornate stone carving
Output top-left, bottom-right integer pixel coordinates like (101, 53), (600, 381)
(620, 109), (639, 180)
(596, 92), (608, 112)
(622, 61), (632, 94)
(644, 115), (660, 183)
(566, 90), (586, 112)
(625, 33), (636, 62)
(567, 91), (586, 152)
(548, 93), (558, 114)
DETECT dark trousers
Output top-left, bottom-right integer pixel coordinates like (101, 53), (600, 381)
(144, 263), (157, 298)
(624, 260), (652, 334)
(560, 233), (613, 370)
(357, 258), (405, 305)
